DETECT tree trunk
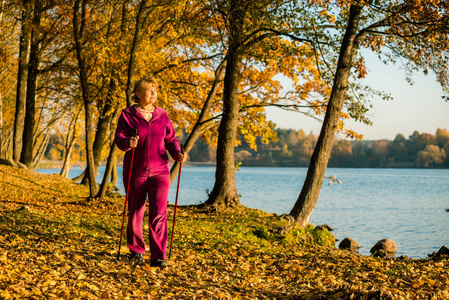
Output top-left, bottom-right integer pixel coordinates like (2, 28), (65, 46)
(71, 170), (85, 182)
(81, 72), (118, 185)
(73, 0), (97, 197)
(111, 158), (117, 188)
(60, 143), (73, 178)
(60, 106), (81, 177)
(0, 88), (3, 158)
(4, 130), (13, 160)
(290, 2), (364, 227)
(125, 0), (148, 107)
(97, 144), (118, 198)
(32, 128), (52, 169)
(96, 1), (131, 195)
(13, 1), (31, 162)
(169, 60), (225, 184)
(204, 0), (244, 208)
(97, 104), (121, 198)
(204, 53), (241, 208)
(20, 1), (41, 168)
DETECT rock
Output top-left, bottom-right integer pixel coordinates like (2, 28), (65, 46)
(314, 225), (334, 233)
(320, 224), (334, 231)
(437, 245), (449, 256)
(339, 237), (360, 250)
(428, 245), (449, 259)
(370, 239), (397, 253)
(314, 225), (328, 232)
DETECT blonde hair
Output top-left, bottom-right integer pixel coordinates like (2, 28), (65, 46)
(131, 76), (158, 103)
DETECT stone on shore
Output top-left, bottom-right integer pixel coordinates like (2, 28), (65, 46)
(320, 224), (334, 231)
(428, 245), (449, 259)
(370, 239), (397, 254)
(339, 237), (360, 250)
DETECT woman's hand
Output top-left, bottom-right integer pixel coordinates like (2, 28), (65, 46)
(176, 152), (187, 163)
(129, 136), (139, 148)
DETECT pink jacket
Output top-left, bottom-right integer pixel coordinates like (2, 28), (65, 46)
(115, 105), (181, 179)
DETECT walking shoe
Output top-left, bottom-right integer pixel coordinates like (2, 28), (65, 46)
(150, 259), (167, 268)
(130, 252), (144, 263)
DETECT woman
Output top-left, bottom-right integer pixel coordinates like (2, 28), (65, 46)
(115, 76), (187, 268)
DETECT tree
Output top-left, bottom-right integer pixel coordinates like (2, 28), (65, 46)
(290, 0), (449, 226)
(370, 139), (389, 167)
(290, 1), (365, 226)
(97, 0), (218, 193)
(13, 0), (31, 162)
(417, 145), (446, 168)
(91, 0), (187, 191)
(73, 0), (98, 197)
(352, 141), (369, 167)
(19, 0), (43, 167)
(407, 130), (421, 161)
(20, 0), (70, 168)
(60, 104), (82, 177)
(389, 134), (408, 162)
(61, 0), (224, 195)
(203, 0), (324, 208)
(297, 131), (316, 166)
(169, 61), (226, 184)
(95, 0), (141, 196)
(288, 130), (300, 146)
(436, 128), (449, 149)
(0, 0), (18, 159)
(203, 0), (248, 208)
(6, 0), (73, 168)
(444, 141), (449, 167)
(329, 139), (353, 167)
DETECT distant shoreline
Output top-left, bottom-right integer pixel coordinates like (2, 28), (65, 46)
(36, 160), (448, 170)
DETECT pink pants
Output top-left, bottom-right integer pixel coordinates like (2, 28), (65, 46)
(126, 174), (170, 260)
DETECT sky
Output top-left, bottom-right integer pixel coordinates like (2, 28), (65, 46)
(265, 52), (449, 141)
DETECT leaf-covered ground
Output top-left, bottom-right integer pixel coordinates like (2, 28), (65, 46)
(1, 164), (448, 299)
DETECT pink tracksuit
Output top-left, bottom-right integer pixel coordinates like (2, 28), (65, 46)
(115, 105), (181, 260)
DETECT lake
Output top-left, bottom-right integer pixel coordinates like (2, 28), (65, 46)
(37, 166), (449, 259)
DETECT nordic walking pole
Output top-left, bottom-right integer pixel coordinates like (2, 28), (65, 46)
(117, 128), (138, 260)
(168, 145), (184, 259)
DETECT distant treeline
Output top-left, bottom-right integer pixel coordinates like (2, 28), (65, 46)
(187, 128), (449, 168)
(44, 127), (449, 168)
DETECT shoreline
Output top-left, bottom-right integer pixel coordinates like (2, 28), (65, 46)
(33, 161), (449, 260)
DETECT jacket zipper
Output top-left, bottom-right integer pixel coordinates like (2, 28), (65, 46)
(147, 108), (160, 177)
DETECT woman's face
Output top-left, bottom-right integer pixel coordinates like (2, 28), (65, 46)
(136, 83), (157, 106)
